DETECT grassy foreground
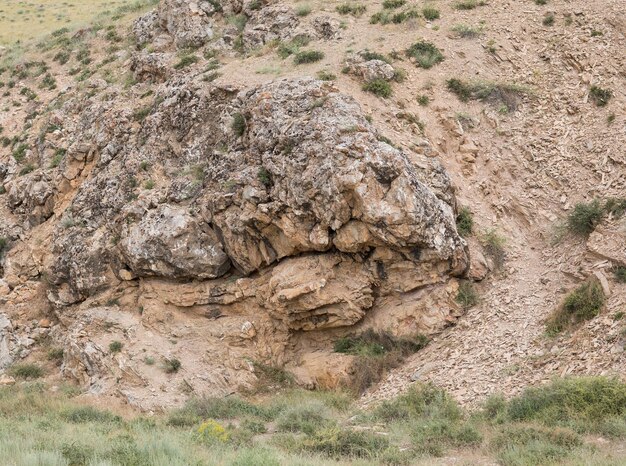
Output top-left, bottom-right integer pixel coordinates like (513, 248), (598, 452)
(1, 377), (626, 465)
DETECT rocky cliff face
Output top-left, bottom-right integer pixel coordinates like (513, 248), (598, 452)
(0, 0), (475, 408)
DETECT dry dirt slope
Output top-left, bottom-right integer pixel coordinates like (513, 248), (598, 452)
(0, 0), (624, 409)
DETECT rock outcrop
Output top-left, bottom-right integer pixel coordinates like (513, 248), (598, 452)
(0, 1), (473, 408)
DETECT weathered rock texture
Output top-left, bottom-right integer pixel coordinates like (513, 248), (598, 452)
(0, 1), (472, 409)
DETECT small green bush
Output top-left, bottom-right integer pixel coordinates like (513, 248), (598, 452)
(506, 377), (626, 435)
(481, 229), (506, 268)
(276, 403), (333, 434)
(163, 357), (181, 373)
(589, 85), (612, 107)
(62, 406), (121, 423)
(374, 383), (462, 423)
(383, 0), (406, 8)
(422, 6), (440, 21)
(491, 425), (582, 466)
(362, 78), (392, 98)
(454, 0), (485, 10)
(232, 112), (246, 136)
(456, 207), (473, 236)
(406, 41), (444, 69)
(277, 36), (311, 58)
(9, 363), (44, 380)
(542, 13), (555, 26)
(545, 279), (605, 335)
(295, 5), (312, 16)
(566, 200), (604, 236)
(173, 54), (199, 70)
(614, 266), (626, 283)
(109, 341), (123, 353)
(294, 50), (324, 64)
(296, 426), (390, 459)
(447, 79), (528, 112)
(336, 3), (367, 16)
(456, 281), (479, 309)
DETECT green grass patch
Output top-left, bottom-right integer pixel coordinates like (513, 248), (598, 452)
(362, 78), (392, 98)
(406, 40), (444, 69)
(545, 279), (605, 335)
(456, 207), (474, 236)
(294, 50), (325, 65)
(447, 78), (529, 112)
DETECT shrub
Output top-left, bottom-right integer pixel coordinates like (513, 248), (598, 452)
(62, 406), (121, 423)
(109, 341), (123, 353)
(296, 426), (390, 459)
(589, 85), (612, 107)
(545, 279), (605, 335)
(412, 419), (483, 456)
(566, 199), (604, 236)
(276, 403), (333, 434)
(542, 13), (555, 26)
(454, 0), (485, 10)
(162, 357), (181, 373)
(317, 70), (336, 81)
(294, 50), (324, 64)
(374, 383), (462, 422)
(506, 377), (626, 435)
(173, 54), (199, 70)
(614, 266), (626, 283)
(383, 0), (406, 8)
(406, 41), (444, 69)
(9, 363), (44, 380)
(195, 419), (230, 444)
(362, 78), (392, 98)
(447, 79), (528, 112)
(456, 281), (479, 309)
(277, 36), (311, 58)
(336, 3), (367, 16)
(452, 24), (484, 38)
(491, 425), (582, 466)
(170, 396), (271, 425)
(295, 5), (312, 16)
(481, 229), (506, 268)
(334, 330), (427, 394)
(258, 167), (271, 186)
(232, 112), (246, 136)
(604, 197), (626, 217)
(47, 347), (64, 362)
(456, 207), (473, 236)
(422, 6), (440, 21)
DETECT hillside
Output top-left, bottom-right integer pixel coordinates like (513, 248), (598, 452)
(0, 0), (625, 464)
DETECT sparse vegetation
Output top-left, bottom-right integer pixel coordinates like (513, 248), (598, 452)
(422, 6), (440, 21)
(334, 330), (428, 394)
(9, 363), (44, 379)
(163, 357), (182, 373)
(589, 85), (612, 107)
(362, 78), (392, 98)
(109, 341), (123, 353)
(455, 0), (486, 10)
(406, 40), (444, 69)
(336, 3), (367, 16)
(447, 78), (529, 112)
(481, 229), (506, 269)
(614, 266), (626, 284)
(293, 50), (325, 65)
(545, 279), (605, 335)
(452, 23), (484, 38)
(1, 376), (626, 464)
(456, 281), (479, 309)
(566, 199), (604, 236)
(231, 112), (246, 136)
(456, 207), (474, 236)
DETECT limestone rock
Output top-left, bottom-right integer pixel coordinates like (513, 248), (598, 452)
(119, 204), (231, 280)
